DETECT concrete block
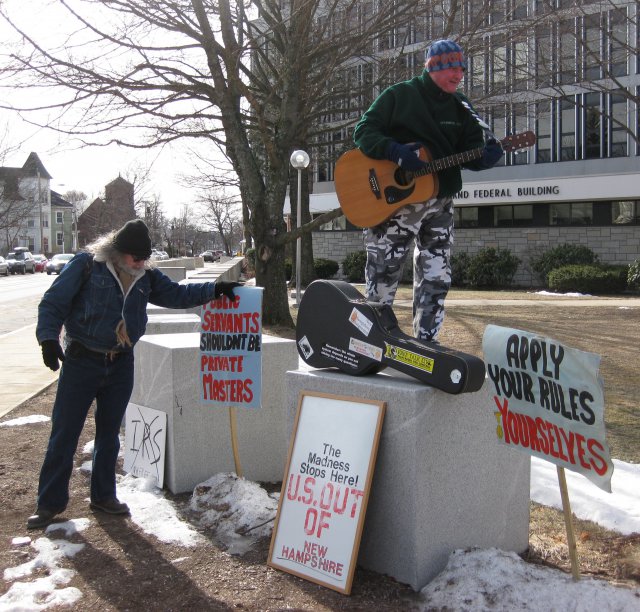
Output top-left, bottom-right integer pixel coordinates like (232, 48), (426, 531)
(131, 332), (300, 493)
(285, 368), (530, 591)
(157, 266), (187, 281)
(146, 303), (190, 316)
(144, 313), (201, 335)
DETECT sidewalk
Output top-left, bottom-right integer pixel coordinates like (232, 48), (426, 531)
(0, 324), (58, 419)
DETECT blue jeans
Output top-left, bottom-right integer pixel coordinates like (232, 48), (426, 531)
(37, 348), (134, 511)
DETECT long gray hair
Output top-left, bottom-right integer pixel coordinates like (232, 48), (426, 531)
(83, 231), (154, 269)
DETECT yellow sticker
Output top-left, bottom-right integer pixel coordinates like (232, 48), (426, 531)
(384, 343), (434, 373)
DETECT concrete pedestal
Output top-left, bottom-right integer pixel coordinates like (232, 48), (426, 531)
(285, 368), (530, 590)
(156, 266), (187, 281)
(144, 313), (201, 335)
(131, 333), (299, 493)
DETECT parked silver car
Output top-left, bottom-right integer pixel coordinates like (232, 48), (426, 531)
(7, 248), (36, 274)
(0, 256), (8, 276)
(46, 253), (75, 275)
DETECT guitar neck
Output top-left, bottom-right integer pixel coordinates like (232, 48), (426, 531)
(418, 146), (483, 177)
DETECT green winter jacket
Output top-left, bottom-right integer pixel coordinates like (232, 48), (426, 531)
(353, 70), (486, 197)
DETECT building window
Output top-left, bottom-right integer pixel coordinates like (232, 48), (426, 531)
(56, 211), (63, 224)
(494, 204), (534, 227)
(612, 201), (638, 225)
(454, 206), (479, 228)
(56, 232), (64, 246)
(27, 219), (35, 228)
(560, 97), (576, 161)
(609, 92), (628, 157)
(536, 101), (553, 162)
(583, 92), (602, 159)
(550, 202), (593, 226)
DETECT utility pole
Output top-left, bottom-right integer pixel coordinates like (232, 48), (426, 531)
(37, 169), (44, 253)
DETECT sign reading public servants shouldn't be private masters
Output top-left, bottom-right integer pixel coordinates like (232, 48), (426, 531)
(482, 324), (614, 492)
(200, 286), (263, 408)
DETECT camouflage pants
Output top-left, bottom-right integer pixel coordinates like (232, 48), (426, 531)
(364, 197), (453, 341)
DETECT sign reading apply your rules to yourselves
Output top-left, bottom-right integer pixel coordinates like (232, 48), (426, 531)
(482, 324), (613, 492)
(268, 391), (386, 595)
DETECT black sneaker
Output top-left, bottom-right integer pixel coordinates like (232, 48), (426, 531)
(90, 498), (130, 515)
(26, 507), (64, 530)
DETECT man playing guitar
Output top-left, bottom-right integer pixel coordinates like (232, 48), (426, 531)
(353, 39), (503, 342)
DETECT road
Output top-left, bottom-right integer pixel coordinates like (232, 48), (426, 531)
(0, 271), (54, 334)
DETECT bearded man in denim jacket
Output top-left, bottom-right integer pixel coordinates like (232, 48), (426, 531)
(28, 219), (240, 529)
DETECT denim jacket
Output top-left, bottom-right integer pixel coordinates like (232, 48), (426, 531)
(36, 252), (217, 352)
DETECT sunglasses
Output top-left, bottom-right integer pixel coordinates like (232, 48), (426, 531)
(132, 255), (149, 262)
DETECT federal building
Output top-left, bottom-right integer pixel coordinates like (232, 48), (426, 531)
(290, 0), (639, 285)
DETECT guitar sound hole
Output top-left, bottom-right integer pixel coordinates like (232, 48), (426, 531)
(394, 168), (412, 187)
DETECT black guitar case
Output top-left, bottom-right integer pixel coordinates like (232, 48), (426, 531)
(296, 280), (486, 394)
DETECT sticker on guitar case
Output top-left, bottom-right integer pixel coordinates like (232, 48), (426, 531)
(384, 343), (434, 373)
(349, 307), (373, 336)
(298, 335), (314, 360)
(349, 337), (383, 362)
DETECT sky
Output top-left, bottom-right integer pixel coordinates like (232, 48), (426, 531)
(0, 0), (222, 218)
(1, 416), (639, 611)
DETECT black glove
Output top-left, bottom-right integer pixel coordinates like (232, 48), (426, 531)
(386, 141), (427, 172)
(41, 340), (65, 372)
(214, 280), (243, 301)
(480, 138), (504, 168)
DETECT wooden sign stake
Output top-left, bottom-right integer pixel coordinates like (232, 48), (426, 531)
(229, 407), (243, 478)
(556, 466), (580, 580)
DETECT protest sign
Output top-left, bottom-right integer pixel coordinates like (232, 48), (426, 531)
(199, 286), (263, 409)
(123, 403), (167, 488)
(268, 391), (385, 595)
(482, 324), (614, 492)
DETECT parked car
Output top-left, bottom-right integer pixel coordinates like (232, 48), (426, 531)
(7, 248), (36, 274)
(0, 256), (8, 276)
(33, 254), (48, 273)
(151, 249), (169, 261)
(46, 253), (75, 275)
(200, 250), (220, 262)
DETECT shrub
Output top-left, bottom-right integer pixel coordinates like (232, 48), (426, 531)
(628, 259), (640, 290)
(465, 247), (520, 288)
(531, 243), (598, 286)
(451, 252), (471, 287)
(548, 264), (628, 294)
(342, 250), (367, 282)
(314, 258), (339, 279)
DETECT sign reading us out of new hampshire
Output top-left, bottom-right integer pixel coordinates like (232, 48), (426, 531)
(199, 286), (263, 408)
(482, 324), (614, 492)
(268, 391), (386, 595)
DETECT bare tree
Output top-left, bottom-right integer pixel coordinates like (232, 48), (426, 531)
(197, 188), (241, 255)
(0, 0), (422, 325)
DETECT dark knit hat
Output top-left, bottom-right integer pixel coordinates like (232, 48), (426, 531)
(113, 219), (152, 258)
(425, 39), (466, 72)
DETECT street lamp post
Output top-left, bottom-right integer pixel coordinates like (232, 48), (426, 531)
(289, 150), (310, 308)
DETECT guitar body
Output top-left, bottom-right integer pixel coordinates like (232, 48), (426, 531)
(334, 148), (438, 228)
(296, 280), (486, 394)
(335, 131), (537, 228)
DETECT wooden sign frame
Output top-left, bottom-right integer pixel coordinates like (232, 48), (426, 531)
(267, 390), (386, 595)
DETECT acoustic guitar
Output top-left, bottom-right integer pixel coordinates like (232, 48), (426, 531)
(335, 131), (536, 228)
(296, 280), (486, 394)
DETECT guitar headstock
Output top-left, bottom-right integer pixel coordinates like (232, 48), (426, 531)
(500, 131), (537, 153)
